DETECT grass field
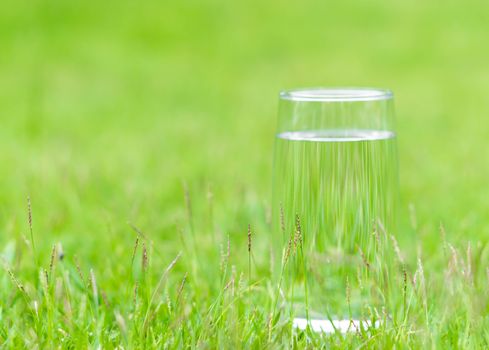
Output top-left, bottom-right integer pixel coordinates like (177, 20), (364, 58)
(2, 0), (489, 348)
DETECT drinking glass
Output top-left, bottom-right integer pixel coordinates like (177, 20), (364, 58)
(272, 88), (399, 332)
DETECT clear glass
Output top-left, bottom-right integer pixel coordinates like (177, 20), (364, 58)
(272, 87), (399, 332)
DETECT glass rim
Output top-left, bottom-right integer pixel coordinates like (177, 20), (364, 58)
(279, 87), (393, 102)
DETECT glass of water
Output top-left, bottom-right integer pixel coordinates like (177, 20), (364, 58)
(272, 88), (399, 332)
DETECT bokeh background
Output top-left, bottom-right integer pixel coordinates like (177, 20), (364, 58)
(2, 0), (489, 254)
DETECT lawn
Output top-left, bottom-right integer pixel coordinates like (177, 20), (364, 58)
(1, 0), (489, 348)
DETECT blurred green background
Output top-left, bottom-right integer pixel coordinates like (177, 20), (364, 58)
(1, 0), (489, 252)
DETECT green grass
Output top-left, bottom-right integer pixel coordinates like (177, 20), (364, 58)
(1, 0), (489, 348)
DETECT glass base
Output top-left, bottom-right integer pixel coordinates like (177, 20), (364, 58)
(293, 317), (380, 334)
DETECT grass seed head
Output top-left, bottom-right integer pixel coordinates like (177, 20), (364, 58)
(101, 290), (110, 309)
(439, 222), (447, 253)
(90, 269), (98, 304)
(390, 235), (404, 264)
(447, 244), (459, 277)
(27, 196), (33, 232)
(114, 310), (127, 335)
(49, 244), (57, 281)
(74, 256), (86, 288)
(2, 262), (26, 294)
(466, 242), (473, 285)
(294, 214), (303, 250)
(224, 276), (234, 291)
(279, 203), (285, 235)
(142, 242), (148, 272)
(55, 277), (63, 300)
(356, 267), (363, 290)
(416, 257), (428, 310)
(27, 196), (36, 255)
(283, 234), (293, 264)
(247, 224), (252, 253)
(220, 235), (231, 271)
(176, 272), (188, 304)
(358, 246), (370, 270)
(133, 282), (139, 307)
(402, 264), (408, 297)
(131, 237), (140, 268)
